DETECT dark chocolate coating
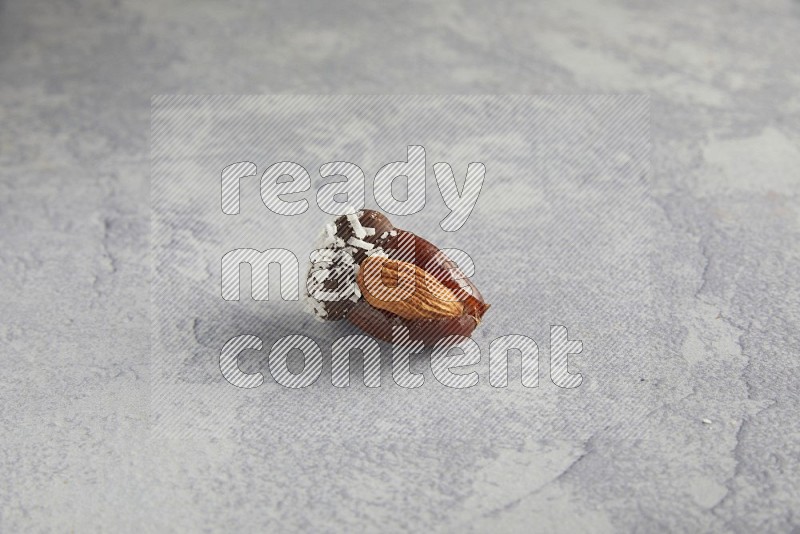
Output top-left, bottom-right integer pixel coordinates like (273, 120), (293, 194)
(307, 210), (394, 321)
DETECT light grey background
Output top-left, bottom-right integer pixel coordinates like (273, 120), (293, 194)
(1, 1), (798, 532)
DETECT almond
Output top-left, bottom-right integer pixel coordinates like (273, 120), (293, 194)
(356, 256), (464, 321)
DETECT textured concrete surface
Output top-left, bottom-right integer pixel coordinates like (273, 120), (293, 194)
(1, 0), (799, 532)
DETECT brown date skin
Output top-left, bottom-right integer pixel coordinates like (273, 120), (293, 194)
(312, 209), (490, 346)
(347, 299), (483, 347)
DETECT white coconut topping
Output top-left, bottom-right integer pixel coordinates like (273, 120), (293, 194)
(366, 247), (388, 258)
(310, 249), (337, 262)
(310, 269), (330, 283)
(347, 212), (367, 239)
(307, 211), (381, 316)
(338, 250), (355, 264)
(347, 236), (374, 250)
(304, 291), (329, 320)
(325, 223), (336, 238)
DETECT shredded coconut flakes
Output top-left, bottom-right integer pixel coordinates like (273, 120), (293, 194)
(347, 236), (374, 250)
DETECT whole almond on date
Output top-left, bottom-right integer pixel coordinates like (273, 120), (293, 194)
(357, 256), (465, 321)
